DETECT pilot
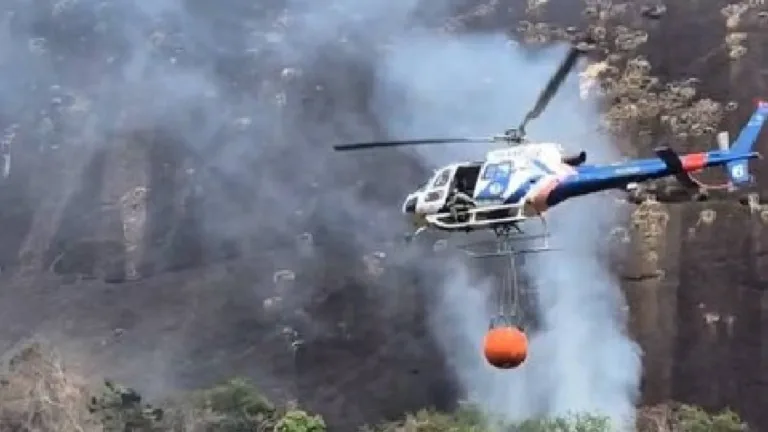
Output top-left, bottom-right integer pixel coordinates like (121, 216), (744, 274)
(447, 177), (475, 221)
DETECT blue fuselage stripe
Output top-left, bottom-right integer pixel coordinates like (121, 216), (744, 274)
(545, 151), (751, 207)
(506, 175), (543, 204)
(530, 104), (767, 208)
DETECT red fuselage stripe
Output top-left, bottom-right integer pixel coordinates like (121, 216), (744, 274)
(680, 153), (708, 171)
(529, 177), (560, 212)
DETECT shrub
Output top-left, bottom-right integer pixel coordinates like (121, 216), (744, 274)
(514, 414), (613, 432)
(674, 404), (746, 432)
(275, 409), (327, 432)
(0, 342), (753, 431)
(371, 406), (613, 432)
(89, 379), (165, 431)
(370, 404), (748, 432)
(371, 408), (488, 432)
(178, 377), (279, 431)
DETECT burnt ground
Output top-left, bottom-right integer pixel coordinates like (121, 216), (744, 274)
(2, 0), (768, 431)
(0, 259), (457, 430)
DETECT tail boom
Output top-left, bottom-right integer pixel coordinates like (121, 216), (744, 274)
(536, 101), (766, 207)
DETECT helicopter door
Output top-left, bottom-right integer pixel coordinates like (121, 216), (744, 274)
(474, 160), (515, 203)
(416, 166), (454, 214)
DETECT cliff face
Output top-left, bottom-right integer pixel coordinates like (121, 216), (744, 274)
(1, 0), (768, 430)
(615, 1), (768, 427)
(624, 200), (768, 425)
(674, 203), (768, 424)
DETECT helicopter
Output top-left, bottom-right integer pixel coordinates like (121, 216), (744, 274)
(333, 42), (767, 241)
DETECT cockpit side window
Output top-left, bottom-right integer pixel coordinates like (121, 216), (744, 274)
(432, 168), (452, 187)
(481, 162), (513, 180)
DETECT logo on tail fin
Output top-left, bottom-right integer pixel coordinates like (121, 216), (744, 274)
(728, 161), (749, 184)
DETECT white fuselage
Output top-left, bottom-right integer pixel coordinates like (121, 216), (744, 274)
(401, 143), (575, 227)
(473, 143), (568, 205)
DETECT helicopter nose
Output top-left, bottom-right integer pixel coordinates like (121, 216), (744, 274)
(402, 195), (417, 214)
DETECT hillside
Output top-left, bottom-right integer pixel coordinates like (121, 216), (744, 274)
(0, 343), (749, 431)
(1, 0), (767, 431)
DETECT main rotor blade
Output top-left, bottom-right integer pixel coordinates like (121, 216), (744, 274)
(333, 137), (496, 151)
(517, 44), (586, 132)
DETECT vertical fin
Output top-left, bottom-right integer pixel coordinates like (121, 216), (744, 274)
(725, 100), (768, 184)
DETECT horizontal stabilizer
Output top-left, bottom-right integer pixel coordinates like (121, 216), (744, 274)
(654, 146), (699, 189)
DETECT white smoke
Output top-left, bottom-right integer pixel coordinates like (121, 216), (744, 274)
(371, 32), (642, 427)
(0, 0), (642, 424)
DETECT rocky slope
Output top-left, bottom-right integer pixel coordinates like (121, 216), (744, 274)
(1, 0), (768, 430)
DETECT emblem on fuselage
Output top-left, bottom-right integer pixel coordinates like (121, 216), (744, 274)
(489, 182), (504, 195)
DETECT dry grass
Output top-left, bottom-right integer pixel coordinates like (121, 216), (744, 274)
(0, 342), (97, 432)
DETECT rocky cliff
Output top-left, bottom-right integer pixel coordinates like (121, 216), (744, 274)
(0, 0), (767, 430)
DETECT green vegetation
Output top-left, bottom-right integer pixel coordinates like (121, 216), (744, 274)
(0, 343), (748, 431)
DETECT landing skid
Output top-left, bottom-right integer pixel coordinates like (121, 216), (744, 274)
(405, 208), (549, 244)
(425, 202), (529, 232)
(406, 201), (547, 242)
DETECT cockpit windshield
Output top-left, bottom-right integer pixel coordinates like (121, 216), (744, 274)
(431, 169), (452, 187)
(481, 161), (513, 180)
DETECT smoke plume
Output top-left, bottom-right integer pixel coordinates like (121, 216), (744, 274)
(0, 0), (641, 427)
(0, 0), (461, 424)
(372, 33), (642, 426)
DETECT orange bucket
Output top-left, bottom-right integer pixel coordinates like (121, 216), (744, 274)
(483, 325), (528, 369)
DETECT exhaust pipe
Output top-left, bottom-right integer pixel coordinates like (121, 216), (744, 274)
(717, 131), (729, 151)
